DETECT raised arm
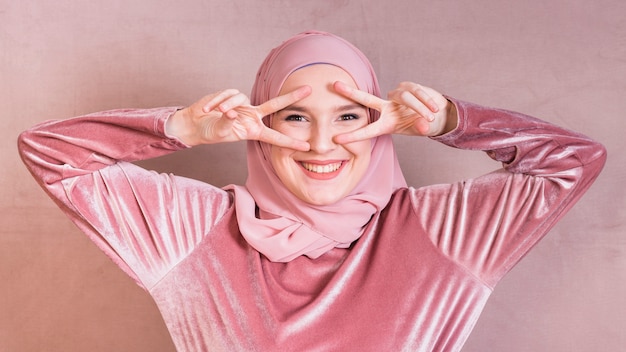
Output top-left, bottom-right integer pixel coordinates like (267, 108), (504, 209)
(415, 97), (607, 287)
(336, 79), (606, 287)
(17, 87), (315, 289)
(18, 107), (186, 188)
(17, 106), (223, 289)
(18, 86), (313, 188)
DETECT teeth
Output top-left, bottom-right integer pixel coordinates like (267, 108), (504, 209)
(301, 162), (342, 174)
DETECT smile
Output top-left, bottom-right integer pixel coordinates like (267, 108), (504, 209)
(300, 161), (343, 174)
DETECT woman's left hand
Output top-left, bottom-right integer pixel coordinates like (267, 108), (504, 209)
(333, 81), (457, 143)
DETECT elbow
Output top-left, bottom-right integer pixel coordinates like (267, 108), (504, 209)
(574, 140), (608, 189)
(595, 141), (608, 166)
(17, 129), (35, 166)
(586, 140), (608, 176)
(16, 128), (55, 185)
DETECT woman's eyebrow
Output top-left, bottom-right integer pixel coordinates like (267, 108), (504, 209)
(336, 103), (367, 112)
(279, 105), (308, 114)
(279, 103), (366, 114)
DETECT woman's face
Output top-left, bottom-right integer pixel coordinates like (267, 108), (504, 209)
(270, 64), (371, 205)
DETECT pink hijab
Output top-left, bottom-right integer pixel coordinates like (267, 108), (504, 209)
(227, 31), (407, 262)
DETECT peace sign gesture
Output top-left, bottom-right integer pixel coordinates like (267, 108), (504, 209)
(166, 86), (312, 150)
(333, 81), (457, 144)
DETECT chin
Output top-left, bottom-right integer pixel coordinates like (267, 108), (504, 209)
(299, 192), (345, 206)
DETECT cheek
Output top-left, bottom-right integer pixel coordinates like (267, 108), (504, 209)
(269, 145), (297, 175)
(345, 139), (372, 161)
(275, 125), (309, 141)
(269, 146), (285, 165)
(344, 139), (372, 181)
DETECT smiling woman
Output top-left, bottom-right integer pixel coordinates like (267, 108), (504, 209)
(17, 30), (606, 351)
(270, 64), (372, 205)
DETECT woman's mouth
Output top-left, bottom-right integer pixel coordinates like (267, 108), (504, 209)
(300, 161), (342, 174)
(298, 161), (345, 180)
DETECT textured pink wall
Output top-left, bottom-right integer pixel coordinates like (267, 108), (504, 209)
(2, 1), (624, 351)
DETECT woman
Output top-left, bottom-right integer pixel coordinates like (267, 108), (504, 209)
(18, 31), (606, 351)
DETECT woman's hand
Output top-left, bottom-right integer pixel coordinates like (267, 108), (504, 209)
(333, 81), (457, 143)
(166, 86), (312, 150)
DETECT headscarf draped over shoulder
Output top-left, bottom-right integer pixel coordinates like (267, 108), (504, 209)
(226, 31), (406, 262)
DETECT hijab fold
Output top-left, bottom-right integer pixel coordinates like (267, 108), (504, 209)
(225, 31), (406, 262)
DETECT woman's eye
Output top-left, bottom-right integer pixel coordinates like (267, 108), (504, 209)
(340, 114), (360, 121)
(285, 114), (307, 122)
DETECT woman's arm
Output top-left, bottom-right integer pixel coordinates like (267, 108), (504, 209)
(414, 97), (607, 287)
(334, 80), (606, 287)
(17, 88), (314, 289)
(18, 107), (187, 187)
(17, 107), (231, 289)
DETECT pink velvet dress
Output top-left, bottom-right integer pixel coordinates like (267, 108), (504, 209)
(18, 98), (606, 351)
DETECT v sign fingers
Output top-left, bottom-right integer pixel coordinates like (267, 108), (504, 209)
(202, 89), (248, 114)
(334, 80), (431, 142)
(333, 81), (395, 144)
(258, 85), (312, 117)
(334, 119), (392, 144)
(253, 85), (312, 151)
(333, 81), (385, 112)
(257, 126), (310, 151)
(388, 82), (439, 118)
(388, 82), (456, 136)
(388, 86), (437, 123)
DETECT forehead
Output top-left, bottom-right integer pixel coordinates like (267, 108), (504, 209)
(279, 64), (358, 94)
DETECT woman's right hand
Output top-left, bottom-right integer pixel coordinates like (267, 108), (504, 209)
(332, 81), (457, 143)
(166, 86), (312, 151)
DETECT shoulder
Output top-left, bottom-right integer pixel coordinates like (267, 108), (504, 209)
(113, 162), (234, 222)
(386, 184), (453, 211)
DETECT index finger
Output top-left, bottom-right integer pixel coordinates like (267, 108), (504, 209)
(258, 126), (310, 151)
(334, 120), (387, 144)
(333, 81), (385, 111)
(257, 85), (312, 116)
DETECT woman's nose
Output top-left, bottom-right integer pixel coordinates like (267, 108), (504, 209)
(308, 124), (336, 154)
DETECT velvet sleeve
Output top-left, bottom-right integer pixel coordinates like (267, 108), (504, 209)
(410, 98), (607, 288)
(17, 108), (233, 290)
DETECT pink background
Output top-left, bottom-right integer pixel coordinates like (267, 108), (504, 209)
(2, 1), (624, 351)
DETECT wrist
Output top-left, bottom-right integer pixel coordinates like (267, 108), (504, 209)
(165, 108), (199, 146)
(436, 100), (458, 136)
